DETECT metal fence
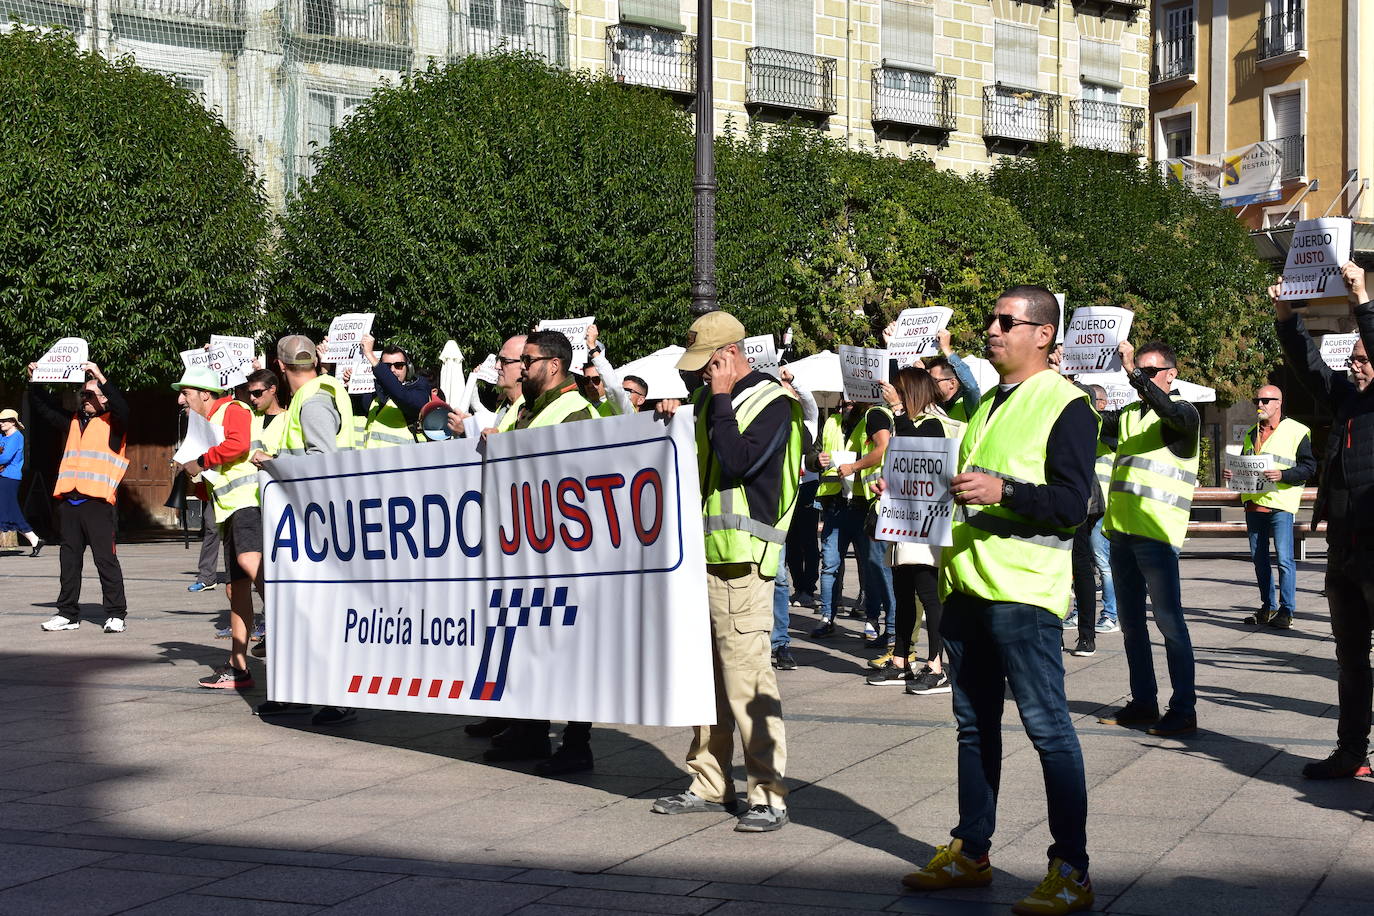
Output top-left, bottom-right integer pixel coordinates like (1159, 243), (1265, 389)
(1277, 133), (1304, 181)
(1070, 100), (1145, 156)
(871, 70), (955, 131)
(983, 85), (1059, 144)
(1258, 7), (1304, 60)
(745, 46), (837, 115)
(114, 0), (241, 23)
(287, 0), (410, 45)
(605, 22), (694, 95)
(1151, 32), (1195, 83)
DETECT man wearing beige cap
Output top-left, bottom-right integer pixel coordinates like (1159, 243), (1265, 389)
(651, 311), (802, 832)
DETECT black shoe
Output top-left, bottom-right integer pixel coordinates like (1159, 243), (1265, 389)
(1147, 707), (1198, 737)
(905, 668), (951, 695)
(255, 700), (311, 717)
(1244, 608), (1275, 626)
(198, 666), (253, 690)
(1302, 747), (1373, 779)
(534, 744), (594, 776)
(29, 539), (44, 558)
(865, 632), (895, 649)
(1069, 636), (1096, 657)
(1268, 613), (1293, 630)
(311, 706), (357, 726)
(810, 620), (836, 638)
(1098, 700), (1160, 727)
(774, 646), (797, 670)
(865, 661), (912, 686)
(484, 738), (552, 763)
(464, 718), (507, 738)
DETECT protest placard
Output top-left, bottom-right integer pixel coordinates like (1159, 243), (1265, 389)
(322, 313), (375, 364)
(886, 307), (953, 367)
(1061, 307), (1134, 374)
(203, 342), (249, 389)
(829, 449), (857, 498)
(1280, 218), (1352, 300)
(33, 338), (88, 383)
(1074, 371), (1138, 411)
(1225, 453), (1275, 493)
(742, 335), (780, 378)
(1319, 333), (1359, 371)
(838, 344), (888, 403)
(535, 316), (595, 370)
(346, 353), (381, 395)
(875, 437), (958, 546)
(474, 353), (499, 385)
(173, 410), (225, 465)
(210, 335), (255, 374)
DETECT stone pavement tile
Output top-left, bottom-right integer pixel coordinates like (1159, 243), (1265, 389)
(0, 801), (115, 832)
(1300, 899), (1374, 916)
(1008, 813), (1194, 858)
(0, 749), (74, 772)
(178, 843), (355, 868)
(0, 761), (135, 793)
(177, 809), (384, 850)
(1312, 842), (1374, 900)
(497, 799), (722, 861)
(1087, 778), (1236, 820)
(319, 875), (553, 915)
(690, 880), (900, 911)
(120, 895), (325, 916)
(0, 865), (211, 916)
(27, 774), (227, 813)
(532, 886), (718, 914)
(97, 852), (258, 877)
(333, 855), (523, 882)
(1196, 778), (1370, 840)
(697, 901), (884, 916)
(514, 868), (706, 897)
(63, 793), (309, 841)
(507, 906), (634, 916)
(21, 831), (189, 856)
(592, 746), (696, 780)
(216, 765), (398, 802)
(609, 827), (838, 884)
(0, 788), (37, 803)
(0, 842), (116, 891)
(194, 863), (404, 905)
(762, 834), (927, 894)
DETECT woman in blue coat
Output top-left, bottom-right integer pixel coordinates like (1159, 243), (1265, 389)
(0, 408), (43, 556)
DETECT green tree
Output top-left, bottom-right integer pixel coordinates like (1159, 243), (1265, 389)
(0, 29), (269, 390)
(986, 145), (1274, 404)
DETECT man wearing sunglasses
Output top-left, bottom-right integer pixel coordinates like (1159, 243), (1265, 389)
(1225, 386), (1314, 630)
(1097, 339), (1201, 741)
(1273, 260), (1374, 780)
(582, 324), (634, 416)
(906, 286), (1097, 914)
(348, 333), (431, 448)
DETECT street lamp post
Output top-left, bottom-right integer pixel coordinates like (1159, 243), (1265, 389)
(689, 0), (717, 316)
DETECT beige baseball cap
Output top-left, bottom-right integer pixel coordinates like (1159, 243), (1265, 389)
(277, 335), (318, 369)
(676, 312), (747, 372)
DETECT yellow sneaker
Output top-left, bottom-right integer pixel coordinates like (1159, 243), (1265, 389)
(1011, 859), (1094, 915)
(900, 839), (992, 891)
(868, 648), (895, 669)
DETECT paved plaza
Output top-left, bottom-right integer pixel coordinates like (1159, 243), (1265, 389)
(0, 538), (1371, 915)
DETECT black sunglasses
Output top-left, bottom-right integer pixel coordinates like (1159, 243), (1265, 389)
(247, 388), (270, 398)
(1138, 366), (1172, 378)
(382, 360), (407, 369)
(1253, 397), (1279, 405)
(986, 313), (1044, 332)
(496, 356), (521, 366)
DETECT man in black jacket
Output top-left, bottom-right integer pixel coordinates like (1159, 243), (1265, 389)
(1274, 261), (1374, 779)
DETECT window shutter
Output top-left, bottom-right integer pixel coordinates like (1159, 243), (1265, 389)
(619, 0), (684, 32)
(756, 0), (814, 54)
(1270, 91), (1300, 140)
(1079, 38), (1122, 89)
(994, 21), (1038, 90)
(881, 1), (934, 71)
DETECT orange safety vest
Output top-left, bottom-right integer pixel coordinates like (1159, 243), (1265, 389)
(53, 414), (129, 504)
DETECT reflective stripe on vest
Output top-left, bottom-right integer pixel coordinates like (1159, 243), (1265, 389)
(199, 400), (260, 522)
(939, 370), (1091, 617)
(363, 400), (416, 448)
(53, 415), (128, 504)
(525, 389), (596, 428)
(1103, 394), (1200, 547)
(1241, 417), (1310, 515)
(251, 410), (286, 458)
(277, 374), (355, 455)
(1095, 449), (1115, 506)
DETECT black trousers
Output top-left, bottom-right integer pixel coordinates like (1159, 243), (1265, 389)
(786, 479), (821, 596)
(56, 500), (127, 621)
(892, 564), (942, 661)
(1326, 545), (1374, 757)
(1074, 514), (1104, 643)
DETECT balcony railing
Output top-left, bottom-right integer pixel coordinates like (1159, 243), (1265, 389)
(871, 70), (956, 132)
(605, 23), (694, 95)
(1070, 100), (1146, 155)
(1071, 0), (1147, 16)
(1151, 32), (1195, 84)
(452, 0), (568, 68)
(1276, 133), (1304, 181)
(113, 0), (241, 25)
(746, 47), (837, 115)
(286, 0), (410, 47)
(1258, 8), (1304, 61)
(983, 85), (1059, 145)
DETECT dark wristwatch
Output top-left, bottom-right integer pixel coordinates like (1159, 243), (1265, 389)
(1001, 480), (1016, 504)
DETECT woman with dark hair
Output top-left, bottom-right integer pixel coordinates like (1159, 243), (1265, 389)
(865, 366), (963, 695)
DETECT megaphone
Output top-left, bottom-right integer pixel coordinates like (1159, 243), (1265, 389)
(419, 399), (455, 440)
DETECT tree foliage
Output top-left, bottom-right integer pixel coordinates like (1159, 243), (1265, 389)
(986, 145), (1275, 403)
(0, 29), (269, 390)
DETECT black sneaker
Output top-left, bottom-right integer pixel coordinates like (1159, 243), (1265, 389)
(464, 717), (507, 738)
(1302, 747), (1374, 779)
(1244, 608), (1275, 625)
(865, 632), (895, 649)
(1069, 636), (1096, 657)
(865, 661), (911, 686)
(1268, 613), (1293, 630)
(1098, 700), (1159, 727)
(534, 744), (594, 777)
(1147, 707), (1198, 737)
(255, 700), (311, 717)
(198, 666), (253, 690)
(810, 620), (836, 638)
(311, 706), (357, 726)
(906, 668), (951, 695)
(774, 646), (798, 670)
(29, 539), (44, 558)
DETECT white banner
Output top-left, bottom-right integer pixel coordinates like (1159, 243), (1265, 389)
(1319, 333), (1359, 371)
(887, 307), (953, 367)
(1280, 218), (1352, 300)
(838, 345), (888, 403)
(33, 337), (88, 383)
(875, 437), (957, 546)
(536, 316), (595, 371)
(1225, 453), (1275, 493)
(260, 411), (714, 726)
(322, 313), (375, 364)
(742, 334), (780, 378)
(1061, 307), (1134, 375)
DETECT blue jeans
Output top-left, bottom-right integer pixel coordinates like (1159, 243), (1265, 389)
(772, 545), (791, 650)
(817, 499), (895, 632)
(1245, 509), (1296, 616)
(1092, 519), (1116, 622)
(1109, 533), (1196, 715)
(941, 591), (1088, 872)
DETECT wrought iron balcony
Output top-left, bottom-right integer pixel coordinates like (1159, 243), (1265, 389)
(605, 23), (695, 96)
(746, 47), (837, 116)
(983, 85), (1059, 146)
(1151, 32), (1195, 85)
(871, 69), (956, 132)
(452, 0), (568, 68)
(1258, 7), (1304, 61)
(286, 0), (410, 48)
(1276, 133), (1305, 181)
(0, 0), (88, 32)
(1070, 100), (1146, 155)
(113, 0), (241, 25)
(1071, 0), (1146, 18)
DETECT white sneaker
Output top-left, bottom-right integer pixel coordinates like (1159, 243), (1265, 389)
(41, 615), (79, 631)
(103, 618), (126, 634)
(1095, 617), (1120, 634)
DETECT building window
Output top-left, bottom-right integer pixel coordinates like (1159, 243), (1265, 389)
(994, 21), (1038, 90)
(301, 89), (367, 181)
(881, 0), (934, 71)
(1266, 88), (1304, 180)
(1157, 2), (1195, 81)
(1161, 113), (1192, 158)
(756, 0), (813, 54)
